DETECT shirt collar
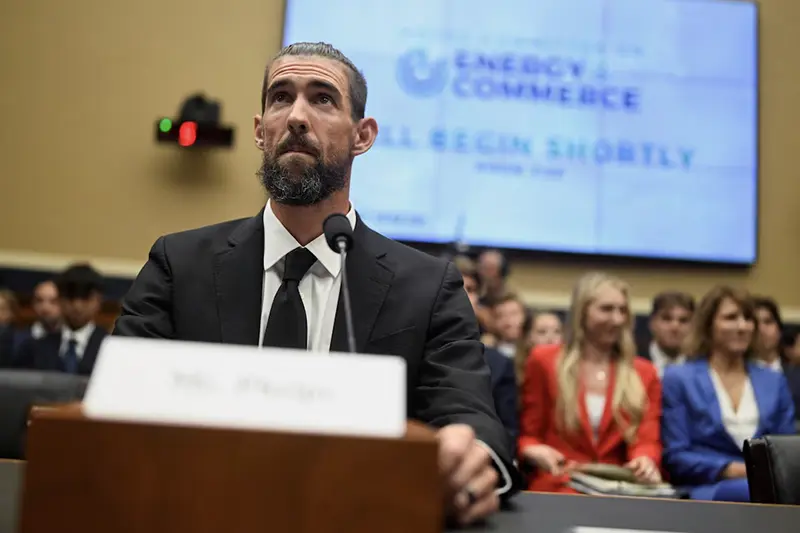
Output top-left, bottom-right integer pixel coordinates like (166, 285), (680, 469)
(755, 358), (783, 372)
(262, 199), (357, 277)
(649, 341), (685, 367)
(61, 322), (96, 347)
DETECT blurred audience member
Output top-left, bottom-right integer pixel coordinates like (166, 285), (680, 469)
(518, 272), (662, 493)
(514, 311), (563, 386)
(27, 280), (62, 341)
(489, 293), (528, 358)
(752, 296), (788, 372)
(15, 264), (107, 375)
(529, 311), (563, 347)
(639, 291), (694, 377)
(453, 255), (494, 334)
(455, 257), (519, 448)
(0, 289), (19, 367)
(783, 328), (800, 364)
(661, 286), (795, 502)
(477, 249), (509, 306)
(783, 328), (800, 365)
(753, 298), (800, 422)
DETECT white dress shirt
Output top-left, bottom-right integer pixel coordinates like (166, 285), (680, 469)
(257, 201), (512, 494)
(59, 322), (96, 360)
(30, 321), (47, 340)
(257, 201), (354, 351)
(709, 369), (759, 451)
(755, 358), (783, 373)
(648, 341), (685, 378)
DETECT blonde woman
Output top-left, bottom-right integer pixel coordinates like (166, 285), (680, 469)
(518, 272), (662, 493)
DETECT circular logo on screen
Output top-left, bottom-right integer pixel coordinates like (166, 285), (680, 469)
(396, 49), (449, 98)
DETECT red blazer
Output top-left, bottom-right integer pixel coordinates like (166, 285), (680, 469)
(518, 344), (662, 493)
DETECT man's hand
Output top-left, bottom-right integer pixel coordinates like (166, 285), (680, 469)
(437, 424), (500, 527)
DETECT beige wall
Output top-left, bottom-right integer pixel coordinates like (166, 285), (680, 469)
(1, 0), (798, 315)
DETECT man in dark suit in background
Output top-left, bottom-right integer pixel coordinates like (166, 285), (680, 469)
(637, 291), (695, 378)
(453, 256), (519, 450)
(113, 42), (518, 525)
(15, 264), (106, 375)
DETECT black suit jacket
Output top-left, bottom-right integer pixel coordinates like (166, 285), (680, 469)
(484, 347), (519, 451)
(113, 211), (518, 489)
(14, 328), (106, 376)
(0, 327), (15, 368)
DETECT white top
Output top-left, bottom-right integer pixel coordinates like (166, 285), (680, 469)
(257, 201), (512, 493)
(755, 358), (783, 374)
(709, 370), (759, 451)
(648, 341), (685, 378)
(585, 393), (606, 435)
(59, 322), (96, 360)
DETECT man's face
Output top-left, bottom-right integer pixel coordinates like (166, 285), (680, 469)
(494, 300), (525, 343)
(650, 305), (692, 354)
(60, 294), (100, 330)
(477, 251), (504, 290)
(254, 56), (376, 205)
(32, 281), (60, 327)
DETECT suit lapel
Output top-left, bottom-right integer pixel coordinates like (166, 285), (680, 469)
(78, 328), (106, 375)
(748, 363), (771, 436)
(213, 212), (265, 346)
(329, 217), (393, 353)
(42, 334), (62, 371)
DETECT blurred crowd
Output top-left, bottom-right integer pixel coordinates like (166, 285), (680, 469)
(454, 250), (800, 502)
(1, 250), (799, 503)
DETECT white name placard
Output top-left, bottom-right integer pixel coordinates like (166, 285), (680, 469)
(82, 337), (406, 438)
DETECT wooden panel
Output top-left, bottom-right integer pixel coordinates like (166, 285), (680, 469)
(19, 411), (443, 533)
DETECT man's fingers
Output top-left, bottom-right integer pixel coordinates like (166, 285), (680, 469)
(450, 443), (491, 493)
(436, 424), (475, 476)
(457, 472), (500, 528)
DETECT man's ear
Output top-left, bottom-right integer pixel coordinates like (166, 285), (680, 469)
(352, 117), (378, 157)
(254, 115), (265, 149)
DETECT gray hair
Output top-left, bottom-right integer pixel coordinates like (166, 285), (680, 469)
(260, 42), (367, 121)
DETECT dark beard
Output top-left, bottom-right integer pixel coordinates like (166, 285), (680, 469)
(257, 152), (349, 206)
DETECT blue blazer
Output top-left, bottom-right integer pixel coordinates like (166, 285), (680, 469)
(662, 358), (796, 499)
(484, 347), (519, 451)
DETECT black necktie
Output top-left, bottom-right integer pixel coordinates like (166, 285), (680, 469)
(63, 338), (78, 374)
(263, 247), (317, 350)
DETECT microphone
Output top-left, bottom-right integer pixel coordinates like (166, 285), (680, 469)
(323, 214), (356, 353)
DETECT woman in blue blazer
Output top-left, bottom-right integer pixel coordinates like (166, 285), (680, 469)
(662, 286), (796, 502)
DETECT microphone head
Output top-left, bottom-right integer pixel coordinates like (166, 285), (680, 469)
(323, 213), (354, 252)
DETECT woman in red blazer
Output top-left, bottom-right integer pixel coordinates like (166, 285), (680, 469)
(518, 272), (663, 493)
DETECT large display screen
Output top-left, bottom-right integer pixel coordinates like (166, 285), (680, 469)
(283, 0), (758, 264)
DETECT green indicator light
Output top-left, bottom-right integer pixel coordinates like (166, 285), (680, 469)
(159, 118), (172, 133)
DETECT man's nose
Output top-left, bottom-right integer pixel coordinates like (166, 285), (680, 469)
(287, 101), (310, 136)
